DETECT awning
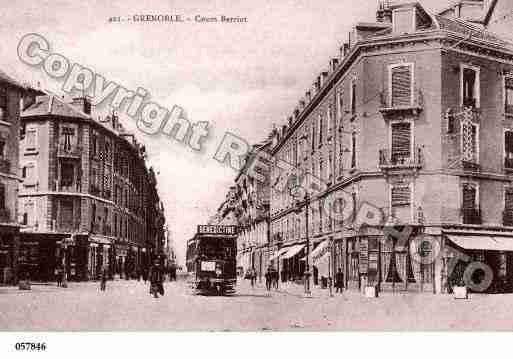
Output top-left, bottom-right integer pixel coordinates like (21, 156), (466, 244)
(269, 247), (290, 261)
(300, 241), (330, 263)
(447, 234), (513, 251)
(90, 234), (112, 245)
(282, 244), (305, 259)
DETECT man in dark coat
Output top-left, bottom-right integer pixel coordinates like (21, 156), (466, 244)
(335, 268), (344, 293)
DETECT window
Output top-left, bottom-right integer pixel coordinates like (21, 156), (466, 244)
(0, 91), (7, 121)
(392, 8), (416, 34)
(505, 130), (513, 169)
(351, 131), (357, 169)
(505, 188), (513, 211)
(24, 202), (35, 226)
(391, 122), (412, 164)
(461, 65), (480, 108)
(337, 91), (344, 122)
(350, 80), (357, 115)
(319, 157), (324, 181)
(327, 105), (334, 139)
(0, 139), (5, 158)
(61, 126), (76, 152)
(60, 162), (74, 188)
(505, 77), (513, 114)
(391, 185), (411, 207)
(91, 131), (98, 158)
(318, 113), (323, 146)
(22, 162), (36, 185)
(391, 184), (412, 221)
(462, 183), (477, 209)
(25, 128), (37, 151)
(311, 123), (316, 152)
(390, 64), (413, 107)
(0, 183), (5, 210)
(59, 199), (74, 230)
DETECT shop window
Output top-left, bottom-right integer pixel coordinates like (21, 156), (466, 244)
(461, 65), (480, 108)
(390, 64), (413, 107)
(506, 77), (513, 115)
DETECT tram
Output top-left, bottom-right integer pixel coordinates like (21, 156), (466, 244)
(186, 225), (237, 295)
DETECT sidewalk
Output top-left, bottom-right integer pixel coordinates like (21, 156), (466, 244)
(239, 278), (357, 299)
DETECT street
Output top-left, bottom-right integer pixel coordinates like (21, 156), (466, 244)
(1, 278), (513, 331)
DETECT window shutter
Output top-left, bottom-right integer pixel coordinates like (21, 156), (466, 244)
(506, 188), (513, 210)
(391, 185), (411, 206)
(391, 65), (412, 107)
(391, 122), (411, 160)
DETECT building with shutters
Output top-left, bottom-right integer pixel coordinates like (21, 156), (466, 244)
(233, 140), (272, 282)
(18, 93), (166, 282)
(0, 70), (31, 285)
(264, 0), (513, 294)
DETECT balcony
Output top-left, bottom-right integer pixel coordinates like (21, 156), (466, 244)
(379, 146), (423, 172)
(504, 210), (513, 227)
(57, 144), (82, 159)
(0, 158), (10, 174)
(379, 89), (423, 117)
(462, 207), (481, 225)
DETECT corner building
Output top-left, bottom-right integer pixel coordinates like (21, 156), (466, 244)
(19, 94), (165, 281)
(269, 1), (513, 294)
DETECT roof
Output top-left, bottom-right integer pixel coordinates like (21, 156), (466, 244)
(22, 95), (90, 120)
(435, 14), (510, 46)
(0, 69), (26, 89)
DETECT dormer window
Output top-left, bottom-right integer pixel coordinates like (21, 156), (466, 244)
(392, 7), (416, 34)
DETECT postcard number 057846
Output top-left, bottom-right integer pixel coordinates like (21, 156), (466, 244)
(14, 342), (47, 351)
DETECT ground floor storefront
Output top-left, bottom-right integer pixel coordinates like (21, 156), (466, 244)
(12, 231), (151, 282)
(265, 225), (513, 295)
(0, 225), (21, 285)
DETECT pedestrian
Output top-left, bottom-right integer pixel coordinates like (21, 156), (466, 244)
(100, 267), (108, 292)
(55, 265), (62, 287)
(335, 268), (344, 294)
(149, 261), (164, 298)
(250, 267), (256, 289)
(271, 266), (278, 290)
(265, 266), (272, 295)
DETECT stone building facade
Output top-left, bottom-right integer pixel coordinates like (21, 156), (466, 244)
(18, 94), (166, 281)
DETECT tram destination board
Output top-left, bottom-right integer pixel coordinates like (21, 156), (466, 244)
(197, 225), (237, 235)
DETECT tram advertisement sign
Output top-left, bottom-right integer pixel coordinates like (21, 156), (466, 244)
(197, 225), (237, 235)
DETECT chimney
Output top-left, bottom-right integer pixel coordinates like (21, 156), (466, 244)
(319, 71), (329, 87)
(330, 58), (339, 72)
(306, 90), (312, 102)
(71, 96), (92, 115)
(376, 0), (392, 23)
(343, 43), (350, 57)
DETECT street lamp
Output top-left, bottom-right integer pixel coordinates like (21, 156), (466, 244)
(303, 193), (311, 295)
(293, 191), (311, 295)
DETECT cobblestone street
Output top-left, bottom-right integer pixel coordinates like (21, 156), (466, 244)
(1, 278), (513, 331)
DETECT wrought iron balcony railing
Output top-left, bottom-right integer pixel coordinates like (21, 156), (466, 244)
(462, 207), (481, 225)
(379, 89), (424, 116)
(379, 146), (423, 170)
(57, 144), (82, 159)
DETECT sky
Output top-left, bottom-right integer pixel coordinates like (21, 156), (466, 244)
(1, 0), (461, 265)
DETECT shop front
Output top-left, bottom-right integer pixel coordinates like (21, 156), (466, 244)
(443, 232), (513, 294)
(281, 244), (305, 283)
